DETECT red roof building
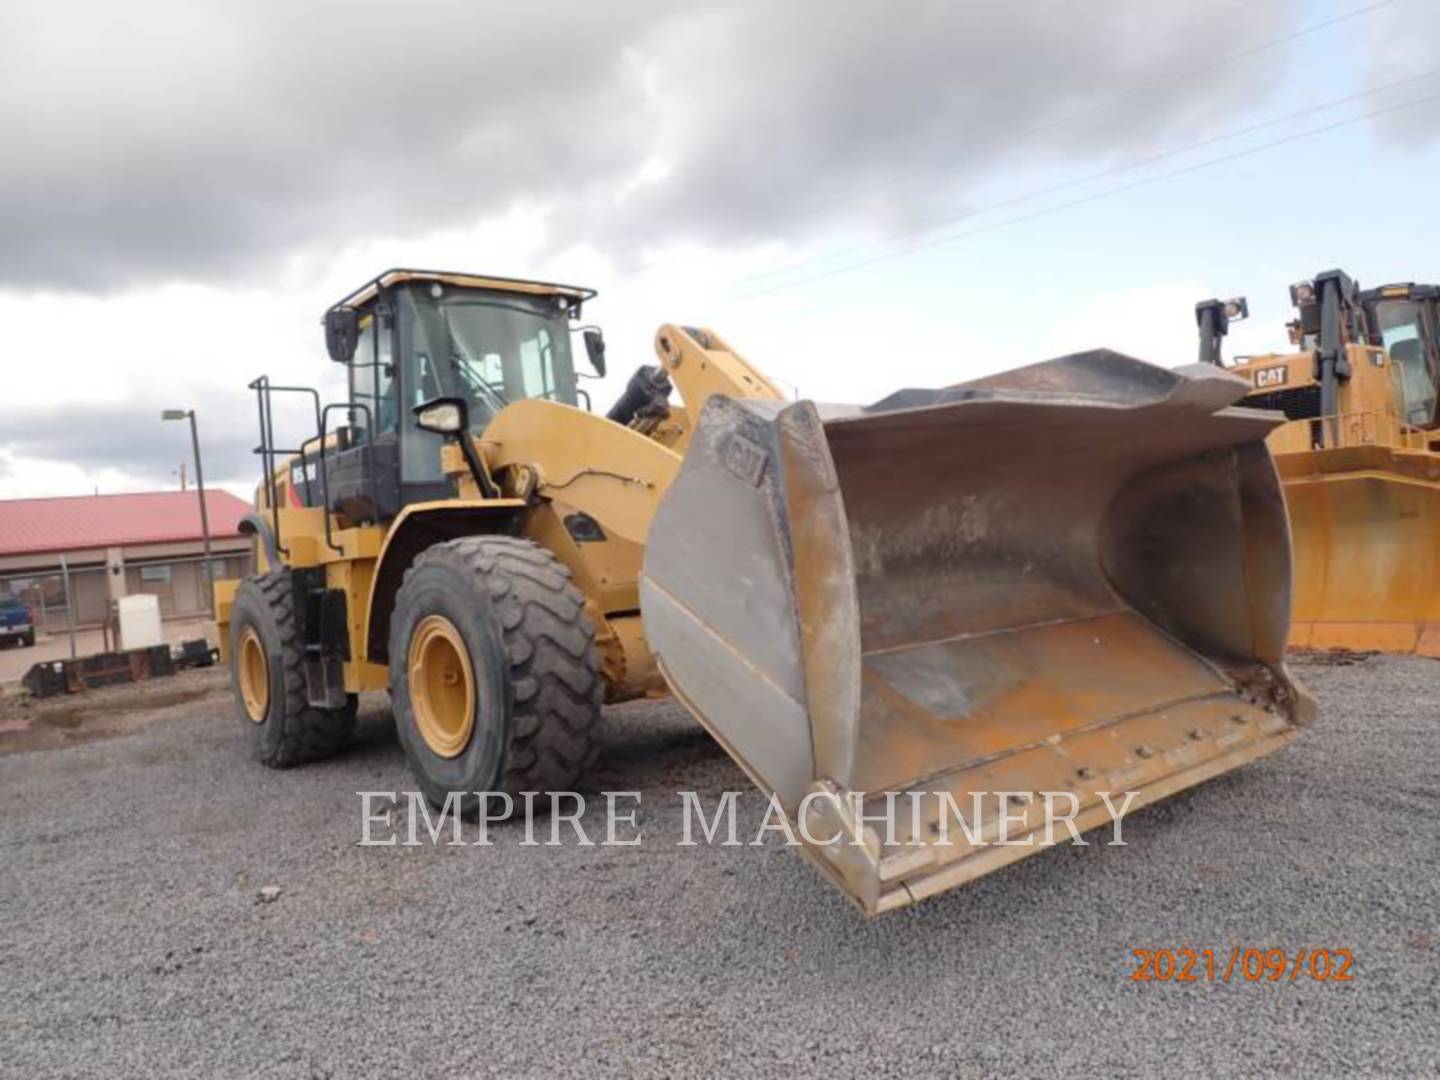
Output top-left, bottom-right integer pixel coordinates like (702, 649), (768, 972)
(0, 491), (255, 626)
(0, 490), (250, 556)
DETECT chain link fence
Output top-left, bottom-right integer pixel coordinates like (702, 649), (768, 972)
(0, 552), (251, 633)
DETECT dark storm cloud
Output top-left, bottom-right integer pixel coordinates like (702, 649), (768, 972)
(4, 402), (265, 491)
(1361, 0), (1440, 144)
(0, 0), (1297, 293)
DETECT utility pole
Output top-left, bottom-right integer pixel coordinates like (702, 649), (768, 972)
(162, 409), (215, 613)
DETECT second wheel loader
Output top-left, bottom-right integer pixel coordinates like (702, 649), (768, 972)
(215, 267), (1311, 914)
(1197, 270), (1440, 655)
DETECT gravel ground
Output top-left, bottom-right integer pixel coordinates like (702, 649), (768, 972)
(1, 654), (1436, 1078)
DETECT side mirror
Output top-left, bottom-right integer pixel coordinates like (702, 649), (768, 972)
(583, 327), (607, 378)
(325, 307), (360, 364)
(413, 396), (498, 499)
(412, 396), (469, 436)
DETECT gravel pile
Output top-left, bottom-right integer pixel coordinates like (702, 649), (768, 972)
(1, 655), (1435, 1077)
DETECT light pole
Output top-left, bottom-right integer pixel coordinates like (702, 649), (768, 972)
(162, 408), (215, 614)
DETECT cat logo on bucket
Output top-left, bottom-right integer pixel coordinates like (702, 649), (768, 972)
(1253, 365), (1288, 389)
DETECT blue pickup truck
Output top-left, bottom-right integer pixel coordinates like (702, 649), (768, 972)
(0, 595), (36, 648)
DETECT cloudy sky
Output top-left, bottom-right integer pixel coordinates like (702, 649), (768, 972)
(2, 0), (1437, 499)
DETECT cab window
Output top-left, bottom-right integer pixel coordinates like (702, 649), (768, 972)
(348, 318), (376, 439)
(1377, 301), (1436, 427)
(348, 315), (397, 438)
(397, 285), (579, 484)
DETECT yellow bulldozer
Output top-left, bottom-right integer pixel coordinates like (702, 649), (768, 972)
(215, 267), (1312, 914)
(1197, 270), (1440, 655)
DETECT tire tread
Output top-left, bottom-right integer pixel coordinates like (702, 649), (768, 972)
(240, 572), (356, 768)
(400, 536), (603, 796)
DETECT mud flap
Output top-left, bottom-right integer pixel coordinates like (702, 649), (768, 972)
(640, 350), (1314, 914)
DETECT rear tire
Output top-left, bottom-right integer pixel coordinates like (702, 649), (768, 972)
(22, 630), (34, 647)
(229, 573), (356, 767)
(389, 536), (603, 816)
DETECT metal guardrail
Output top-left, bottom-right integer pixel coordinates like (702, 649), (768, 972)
(1269, 410), (1434, 454)
(248, 377), (323, 557)
(250, 377), (379, 558)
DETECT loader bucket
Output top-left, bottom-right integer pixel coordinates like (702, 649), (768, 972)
(640, 350), (1314, 914)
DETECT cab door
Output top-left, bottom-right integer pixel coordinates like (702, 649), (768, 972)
(321, 303), (403, 521)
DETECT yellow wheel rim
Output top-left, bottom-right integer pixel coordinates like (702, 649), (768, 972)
(238, 626), (269, 723)
(408, 614), (475, 759)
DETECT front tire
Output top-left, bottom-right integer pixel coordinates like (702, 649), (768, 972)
(229, 573), (357, 767)
(389, 536), (603, 815)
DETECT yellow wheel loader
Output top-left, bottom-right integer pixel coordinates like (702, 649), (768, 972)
(215, 267), (1312, 914)
(1197, 270), (1440, 655)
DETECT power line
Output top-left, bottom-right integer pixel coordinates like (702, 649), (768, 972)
(604, 0), (1398, 288)
(827, 0), (1397, 211)
(738, 67), (1440, 288)
(734, 85), (1440, 301)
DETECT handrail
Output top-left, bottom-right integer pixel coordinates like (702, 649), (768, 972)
(317, 402), (373, 555)
(1272, 409), (1435, 453)
(247, 377), (324, 557)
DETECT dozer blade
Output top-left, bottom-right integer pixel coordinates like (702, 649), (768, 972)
(1278, 444), (1440, 655)
(640, 349), (1314, 914)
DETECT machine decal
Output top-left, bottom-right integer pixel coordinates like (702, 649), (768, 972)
(1253, 365), (1288, 389)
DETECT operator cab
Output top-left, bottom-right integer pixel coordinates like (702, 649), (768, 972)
(1200, 273), (1440, 440)
(1274, 274), (1440, 433)
(1359, 283), (1440, 428)
(304, 269), (602, 521)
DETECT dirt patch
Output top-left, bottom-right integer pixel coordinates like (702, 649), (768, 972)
(0, 667), (231, 755)
(1288, 648), (1382, 667)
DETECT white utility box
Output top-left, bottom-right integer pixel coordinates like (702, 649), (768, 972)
(117, 593), (164, 650)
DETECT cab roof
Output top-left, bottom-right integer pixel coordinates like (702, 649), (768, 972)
(330, 268), (597, 313)
(1360, 282), (1440, 303)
